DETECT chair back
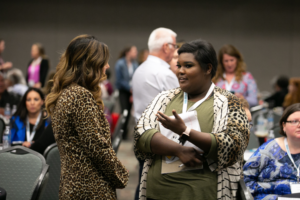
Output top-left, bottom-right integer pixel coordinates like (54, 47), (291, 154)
(237, 179), (254, 200)
(112, 109), (128, 153)
(0, 118), (6, 143)
(0, 146), (49, 200)
(38, 143), (61, 200)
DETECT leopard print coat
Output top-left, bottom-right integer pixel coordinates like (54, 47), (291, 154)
(134, 87), (250, 200)
(52, 84), (129, 200)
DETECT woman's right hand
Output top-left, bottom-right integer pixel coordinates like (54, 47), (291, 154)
(176, 146), (204, 167)
(22, 141), (31, 148)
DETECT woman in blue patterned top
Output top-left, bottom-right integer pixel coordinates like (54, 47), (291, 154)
(243, 103), (300, 200)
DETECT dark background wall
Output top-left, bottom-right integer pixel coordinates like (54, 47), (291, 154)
(0, 0), (299, 92)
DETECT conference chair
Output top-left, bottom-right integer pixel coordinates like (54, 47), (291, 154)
(0, 146), (49, 200)
(112, 109), (128, 153)
(237, 179), (254, 200)
(0, 118), (5, 143)
(38, 143), (60, 200)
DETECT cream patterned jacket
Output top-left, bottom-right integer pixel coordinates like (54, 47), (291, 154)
(134, 87), (250, 200)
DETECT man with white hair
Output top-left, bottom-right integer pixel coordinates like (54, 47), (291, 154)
(132, 27), (179, 122)
(132, 27), (179, 200)
(6, 69), (28, 96)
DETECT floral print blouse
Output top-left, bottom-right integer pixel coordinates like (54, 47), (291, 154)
(215, 72), (258, 107)
(243, 139), (300, 200)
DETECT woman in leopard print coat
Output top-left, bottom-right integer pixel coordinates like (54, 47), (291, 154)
(46, 35), (129, 199)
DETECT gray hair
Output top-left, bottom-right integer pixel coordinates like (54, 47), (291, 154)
(7, 69), (27, 85)
(147, 27), (177, 53)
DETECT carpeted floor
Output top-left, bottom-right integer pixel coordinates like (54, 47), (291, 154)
(116, 117), (139, 200)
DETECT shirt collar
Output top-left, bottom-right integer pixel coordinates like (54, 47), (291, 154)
(146, 55), (170, 69)
(32, 57), (42, 66)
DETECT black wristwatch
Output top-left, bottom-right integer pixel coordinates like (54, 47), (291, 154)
(179, 127), (191, 145)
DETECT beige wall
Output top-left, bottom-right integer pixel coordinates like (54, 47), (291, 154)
(0, 0), (299, 92)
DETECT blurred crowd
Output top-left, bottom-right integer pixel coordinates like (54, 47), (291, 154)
(0, 36), (297, 135)
(0, 27), (300, 200)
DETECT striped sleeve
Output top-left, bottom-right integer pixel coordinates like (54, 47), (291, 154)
(133, 88), (180, 160)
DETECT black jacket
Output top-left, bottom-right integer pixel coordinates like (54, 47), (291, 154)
(30, 121), (55, 155)
(0, 90), (20, 109)
(265, 89), (288, 108)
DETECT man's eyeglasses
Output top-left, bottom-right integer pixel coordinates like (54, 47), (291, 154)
(286, 120), (300, 126)
(168, 43), (178, 49)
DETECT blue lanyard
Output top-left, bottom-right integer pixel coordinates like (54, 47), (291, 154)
(284, 138), (300, 183)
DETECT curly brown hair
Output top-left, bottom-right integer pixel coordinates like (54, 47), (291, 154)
(212, 44), (246, 83)
(45, 35), (109, 116)
(283, 78), (300, 108)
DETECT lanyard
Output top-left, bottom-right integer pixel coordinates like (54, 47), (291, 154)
(224, 73), (235, 92)
(284, 138), (300, 183)
(182, 82), (215, 113)
(26, 112), (42, 142)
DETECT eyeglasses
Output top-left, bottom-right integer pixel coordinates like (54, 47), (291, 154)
(286, 120), (300, 126)
(168, 43), (178, 49)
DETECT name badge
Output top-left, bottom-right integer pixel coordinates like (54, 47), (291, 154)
(290, 183), (300, 194)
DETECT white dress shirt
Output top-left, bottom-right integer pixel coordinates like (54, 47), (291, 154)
(132, 55), (179, 122)
(8, 84), (28, 96)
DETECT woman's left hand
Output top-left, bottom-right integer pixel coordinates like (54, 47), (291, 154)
(22, 141), (31, 148)
(156, 110), (186, 135)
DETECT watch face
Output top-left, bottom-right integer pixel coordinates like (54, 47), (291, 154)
(179, 134), (189, 145)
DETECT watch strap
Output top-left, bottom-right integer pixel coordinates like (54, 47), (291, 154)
(182, 127), (191, 137)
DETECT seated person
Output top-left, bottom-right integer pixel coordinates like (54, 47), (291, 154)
(6, 69), (28, 96)
(0, 72), (20, 115)
(265, 76), (289, 108)
(244, 103), (300, 200)
(10, 88), (49, 147)
(283, 78), (300, 108)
